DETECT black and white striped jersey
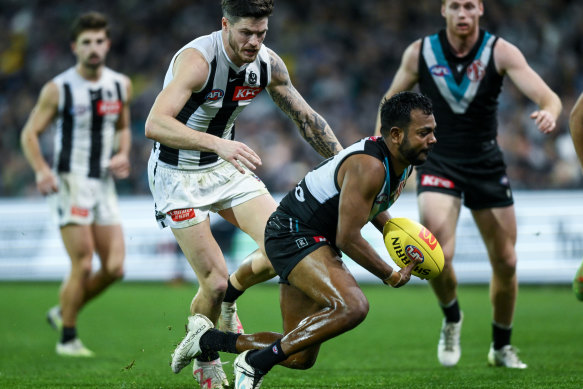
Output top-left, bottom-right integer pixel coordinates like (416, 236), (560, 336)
(150, 30), (272, 170)
(52, 67), (127, 178)
(278, 137), (412, 244)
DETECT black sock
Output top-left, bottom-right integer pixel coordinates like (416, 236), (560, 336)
(200, 329), (240, 354)
(196, 349), (220, 362)
(492, 322), (512, 350)
(61, 327), (77, 343)
(223, 278), (244, 303)
(440, 299), (461, 323)
(247, 339), (287, 373)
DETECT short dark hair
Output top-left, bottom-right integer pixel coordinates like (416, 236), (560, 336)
(222, 0), (274, 23)
(70, 11), (110, 42)
(380, 92), (433, 137)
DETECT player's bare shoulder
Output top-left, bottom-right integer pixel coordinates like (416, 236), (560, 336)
(172, 48), (210, 91)
(492, 37), (526, 75)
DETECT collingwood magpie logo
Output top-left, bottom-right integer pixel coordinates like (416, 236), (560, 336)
(248, 71), (257, 85)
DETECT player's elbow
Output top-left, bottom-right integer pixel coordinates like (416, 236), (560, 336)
(144, 115), (158, 141)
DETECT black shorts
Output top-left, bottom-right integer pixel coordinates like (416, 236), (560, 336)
(264, 210), (338, 282)
(416, 148), (513, 210)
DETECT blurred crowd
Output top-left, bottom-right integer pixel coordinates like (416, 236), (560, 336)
(1, 0), (583, 197)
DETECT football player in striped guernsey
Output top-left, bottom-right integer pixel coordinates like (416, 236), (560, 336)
(145, 1), (342, 387)
(374, 0), (561, 369)
(21, 12), (132, 357)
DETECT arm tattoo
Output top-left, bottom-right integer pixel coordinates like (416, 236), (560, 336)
(269, 53), (342, 158)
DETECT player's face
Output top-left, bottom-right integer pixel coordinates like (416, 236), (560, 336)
(441, 0), (483, 37)
(72, 29), (110, 69)
(223, 16), (268, 66)
(398, 110), (437, 166)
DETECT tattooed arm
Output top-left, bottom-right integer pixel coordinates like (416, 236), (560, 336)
(265, 48), (343, 157)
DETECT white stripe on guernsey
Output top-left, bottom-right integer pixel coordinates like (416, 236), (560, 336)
(422, 35), (495, 114)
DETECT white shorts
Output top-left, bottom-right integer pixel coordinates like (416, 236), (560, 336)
(48, 173), (120, 227)
(148, 158), (269, 229)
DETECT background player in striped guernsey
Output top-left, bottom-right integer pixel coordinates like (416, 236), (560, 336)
(374, 0), (561, 369)
(144, 1), (342, 387)
(20, 12), (132, 357)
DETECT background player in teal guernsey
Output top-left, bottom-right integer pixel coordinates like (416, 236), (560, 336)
(145, 1), (342, 387)
(170, 92), (436, 389)
(375, 0), (561, 369)
(20, 12), (132, 358)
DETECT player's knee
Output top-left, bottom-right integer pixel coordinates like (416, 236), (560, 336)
(200, 276), (228, 304)
(338, 295), (369, 330)
(491, 255), (517, 278)
(285, 351), (318, 370)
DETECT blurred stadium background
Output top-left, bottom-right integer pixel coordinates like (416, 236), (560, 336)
(1, 0), (583, 283)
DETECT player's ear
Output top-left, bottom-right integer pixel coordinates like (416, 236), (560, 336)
(221, 17), (229, 32)
(390, 126), (404, 144)
(478, 1), (484, 16)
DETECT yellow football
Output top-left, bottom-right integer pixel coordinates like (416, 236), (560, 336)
(383, 218), (444, 280)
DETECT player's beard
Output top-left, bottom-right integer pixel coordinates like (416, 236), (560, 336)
(82, 54), (104, 69)
(399, 136), (430, 166)
(228, 32), (256, 64)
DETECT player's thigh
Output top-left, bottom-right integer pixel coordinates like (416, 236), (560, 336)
(171, 219), (229, 283)
(60, 224), (94, 264)
(472, 205), (517, 262)
(287, 245), (367, 313)
(93, 223), (125, 274)
(417, 191), (461, 261)
(219, 193), (278, 249)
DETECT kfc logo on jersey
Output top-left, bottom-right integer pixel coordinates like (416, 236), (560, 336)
(205, 89), (225, 101)
(97, 100), (122, 116)
(467, 60), (486, 82)
(430, 65), (451, 77)
(233, 86), (263, 101)
(421, 174), (454, 189)
(168, 208), (196, 222)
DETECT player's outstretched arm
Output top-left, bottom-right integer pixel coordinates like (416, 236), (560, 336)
(374, 40), (421, 136)
(495, 38), (562, 134)
(265, 48), (342, 158)
(335, 154), (414, 288)
(570, 93), (583, 170)
(20, 81), (59, 195)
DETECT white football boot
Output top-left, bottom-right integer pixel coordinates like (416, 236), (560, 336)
(47, 306), (63, 332)
(234, 350), (265, 389)
(56, 338), (94, 357)
(437, 312), (463, 367)
(219, 302), (244, 334)
(171, 314), (213, 374)
(193, 357), (229, 388)
(487, 344), (527, 369)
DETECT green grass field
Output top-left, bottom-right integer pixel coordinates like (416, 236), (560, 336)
(0, 281), (581, 388)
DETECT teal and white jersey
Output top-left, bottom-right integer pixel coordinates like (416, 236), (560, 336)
(418, 29), (503, 159)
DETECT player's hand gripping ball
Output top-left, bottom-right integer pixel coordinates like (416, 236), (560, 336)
(383, 218), (444, 280)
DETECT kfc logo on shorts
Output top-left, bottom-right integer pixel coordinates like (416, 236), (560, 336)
(421, 174), (454, 189)
(313, 236), (328, 243)
(467, 60), (486, 82)
(233, 86), (263, 101)
(97, 100), (122, 116)
(71, 206), (89, 217)
(168, 208), (196, 222)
